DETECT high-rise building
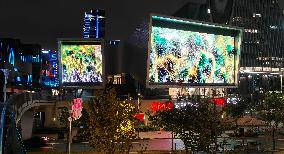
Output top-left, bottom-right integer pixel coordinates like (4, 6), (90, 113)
(0, 38), (41, 89)
(230, 0), (284, 94)
(231, 0), (284, 70)
(83, 9), (105, 39)
(173, 1), (211, 22)
(41, 49), (59, 88)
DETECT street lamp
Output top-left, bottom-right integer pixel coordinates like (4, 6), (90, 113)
(280, 74), (282, 93)
(67, 98), (83, 154)
(137, 93), (141, 112)
(67, 114), (72, 154)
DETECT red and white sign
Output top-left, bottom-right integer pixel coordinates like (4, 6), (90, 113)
(132, 113), (145, 122)
(211, 97), (226, 106)
(72, 98), (83, 120)
(150, 101), (173, 111)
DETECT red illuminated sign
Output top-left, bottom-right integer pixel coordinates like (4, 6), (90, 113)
(211, 98), (226, 106)
(150, 101), (173, 111)
(72, 98), (83, 120)
(132, 113), (145, 122)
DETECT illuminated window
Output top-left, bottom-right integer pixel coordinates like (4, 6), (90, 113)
(253, 13), (261, 18)
(114, 76), (121, 84)
(269, 25), (278, 29)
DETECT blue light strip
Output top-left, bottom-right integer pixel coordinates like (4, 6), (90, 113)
(0, 104), (7, 154)
(96, 15), (99, 38)
(152, 15), (241, 31)
(8, 47), (15, 66)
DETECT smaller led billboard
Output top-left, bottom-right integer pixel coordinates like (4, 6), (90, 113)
(59, 40), (104, 87)
(147, 15), (242, 88)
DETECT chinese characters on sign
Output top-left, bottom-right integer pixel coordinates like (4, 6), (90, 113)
(150, 101), (173, 111)
(211, 97), (226, 106)
(72, 98), (83, 120)
(132, 113), (145, 122)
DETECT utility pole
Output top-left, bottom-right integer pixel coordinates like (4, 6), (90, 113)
(67, 116), (72, 154)
(171, 95), (174, 152)
(280, 74), (283, 93)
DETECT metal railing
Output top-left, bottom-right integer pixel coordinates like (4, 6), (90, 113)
(0, 91), (57, 154)
(2, 105), (26, 154)
(0, 103), (26, 154)
(7, 92), (56, 124)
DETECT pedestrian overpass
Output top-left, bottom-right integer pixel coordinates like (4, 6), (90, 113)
(0, 92), (56, 154)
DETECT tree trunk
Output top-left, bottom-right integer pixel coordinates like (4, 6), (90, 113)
(272, 128), (276, 150)
(185, 148), (189, 154)
(214, 136), (218, 153)
(65, 124), (69, 152)
(235, 118), (238, 129)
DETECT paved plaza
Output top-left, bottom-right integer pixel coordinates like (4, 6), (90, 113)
(26, 131), (284, 153)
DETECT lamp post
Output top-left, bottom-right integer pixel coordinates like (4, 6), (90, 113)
(137, 93), (141, 112)
(67, 98), (83, 154)
(280, 74), (282, 93)
(67, 113), (72, 154)
(171, 97), (174, 152)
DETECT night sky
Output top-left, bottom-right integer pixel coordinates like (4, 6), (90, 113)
(0, 0), (190, 50)
(0, 0), (283, 50)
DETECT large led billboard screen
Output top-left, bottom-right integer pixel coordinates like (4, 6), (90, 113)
(59, 40), (104, 87)
(147, 15), (242, 88)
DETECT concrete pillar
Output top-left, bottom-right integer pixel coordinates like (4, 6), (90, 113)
(21, 110), (34, 140)
(44, 106), (59, 127)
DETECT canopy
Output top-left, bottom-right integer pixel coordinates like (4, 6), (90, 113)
(237, 115), (266, 127)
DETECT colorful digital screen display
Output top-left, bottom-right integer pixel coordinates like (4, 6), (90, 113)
(60, 40), (103, 85)
(148, 15), (241, 87)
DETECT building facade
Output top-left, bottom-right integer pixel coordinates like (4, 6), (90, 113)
(41, 49), (59, 88)
(0, 39), (42, 90)
(83, 9), (105, 39)
(230, 0), (284, 71)
(229, 0), (284, 94)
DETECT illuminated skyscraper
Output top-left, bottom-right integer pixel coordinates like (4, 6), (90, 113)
(41, 49), (59, 87)
(83, 9), (105, 38)
(0, 38), (41, 88)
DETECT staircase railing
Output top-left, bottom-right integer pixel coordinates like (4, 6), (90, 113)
(0, 91), (57, 154)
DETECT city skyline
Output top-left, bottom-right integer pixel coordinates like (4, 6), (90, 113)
(0, 0), (283, 50)
(1, 1), (284, 153)
(0, 0), (193, 50)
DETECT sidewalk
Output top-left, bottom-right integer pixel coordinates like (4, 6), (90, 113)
(27, 131), (284, 153)
(138, 131), (172, 139)
(28, 151), (185, 154)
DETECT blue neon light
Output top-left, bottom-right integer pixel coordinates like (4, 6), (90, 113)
(96, 15), (99, 38)
(41, 50), (59, 87)
(8, 47), (15, 66)
(28, 74), (32, 83)
(16, 76), (21, 82)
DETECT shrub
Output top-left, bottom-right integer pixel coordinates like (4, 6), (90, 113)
(134, 126), (159, 132)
